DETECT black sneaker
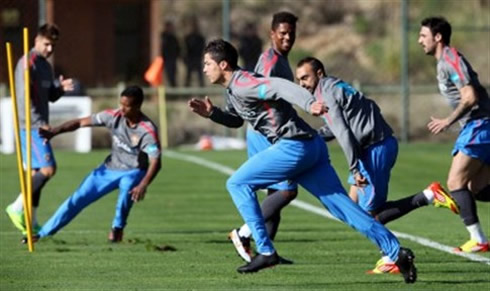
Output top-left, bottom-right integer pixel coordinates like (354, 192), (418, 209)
(395, 247), (417, 283)
(108, 227), (123, 243)
(278, 256), (294, 265)
(21, 234), (40, 244)
(237, 252), (280, 273)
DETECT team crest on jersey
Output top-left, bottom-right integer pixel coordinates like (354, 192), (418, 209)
(130, 134), (140, 146)
(44, 153), (51, 161)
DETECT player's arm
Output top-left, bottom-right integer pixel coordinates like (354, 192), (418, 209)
(322, 86), (364, 182)
(188, 96), (244, 128)
(428, 85), (478, 134)
(246, 77), (323, 115)
(39, 116), (92, 140)
(49, 75), (74, 102)
(130, 157), (161, 202)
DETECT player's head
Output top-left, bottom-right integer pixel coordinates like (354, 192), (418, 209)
(419, 17), (451, 55)
(296, 57), (326, 93)
(203, 39), (238, 84)
(120, 85), (144, 119)
(34, 24), (60, 58)
(270, 11), (297, 56)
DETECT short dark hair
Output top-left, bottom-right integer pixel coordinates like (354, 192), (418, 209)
(204, 39), (238, 70)
(297, 57), (326, 76)
(421, 17), (451, 45)
(38, 24), (60, 41)
(121, 85), (144, 106)
(271, 11), (298, 30)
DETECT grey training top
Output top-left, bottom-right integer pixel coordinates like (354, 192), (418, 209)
(254, 48), (294, 82)
(437, 46), (490, 125)
(247, 48), (295, 131)
(315, 76), (393, 174)
(16, 49), (64, 129)
(210, 70), (317, 144)
(91, 109), (161, 170)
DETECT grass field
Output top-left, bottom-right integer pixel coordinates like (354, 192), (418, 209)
(1, 143), (489, 290)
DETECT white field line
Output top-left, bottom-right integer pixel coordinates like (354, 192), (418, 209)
(164, 150), (490, 266)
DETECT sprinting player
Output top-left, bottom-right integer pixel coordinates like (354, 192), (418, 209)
(6, 24), (74, 235)
(188, 39), (416, 283)
(25, 86), (161, 243)
(229, 11), (299, 264)
(296, 56), (459, 274)
(418, 16), (490, 252)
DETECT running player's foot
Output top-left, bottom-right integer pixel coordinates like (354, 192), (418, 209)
(366, 258), (400, 274)
(21, 234), (40, 244)
(22, 224), (42, 236)
(108, 227), (124, 243)
(5, 205), (26, 233)
(228, 228), (252, 263)
(454, 239), (489, 253)
(237, 252), (279, 273)
(278, 256), (294, 265)
(395, 247), (417, 284)
(428, 182), (459, 214)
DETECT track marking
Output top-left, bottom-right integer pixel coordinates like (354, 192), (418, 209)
(164, 150), (490, 266)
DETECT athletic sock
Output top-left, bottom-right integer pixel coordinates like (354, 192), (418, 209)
(475, 185), (490, 202)
(11, 194), (24, 212)
(375, 192), (428, 224)
(422, 188), (434, 203)
(238, 224), (252, 238)
(32, 171), (49, 207)
(32, 207), (38, 226)
(466, 223), (488, 243)
(451, 188), (479, 226)
(382, 255), (394, 264)
(261, 190), (292, 240)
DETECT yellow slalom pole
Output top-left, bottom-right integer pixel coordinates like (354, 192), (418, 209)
(158, 86), (168, 148)
(6, 42), (33, 252)
(23, 27), (34, 251)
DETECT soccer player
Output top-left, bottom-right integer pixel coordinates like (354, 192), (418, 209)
(229, 11), (299, 264)
(6, 24), (74, 236)
(295, 56), (459, 274)
(418, 17), (490, 252)
(188, 39), (416, 283)
(25, 86), (161, 243)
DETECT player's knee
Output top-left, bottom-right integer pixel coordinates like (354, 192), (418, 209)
(447, 177), (465, 192)
(40, 166), (56, 178)
(281, 190), (297, 201)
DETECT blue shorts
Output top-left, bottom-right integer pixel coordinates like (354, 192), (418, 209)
(246, 128), (298, 191)
(348, 136), (398, 212)
(452, 119), (490, 165)
(20, 129), (56, 168)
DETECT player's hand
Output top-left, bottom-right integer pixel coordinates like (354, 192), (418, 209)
(130, 184), (147, 202)
(188, 96), (214, 117)
(310, 101), (328, 116)
(427, 116), (450, 135)
(38, 127), (55, 142)
(59, 75), (74, 92)
(354, 172), (368, 187)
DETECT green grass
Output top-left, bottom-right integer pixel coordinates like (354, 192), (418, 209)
(1, 143), (489, 290)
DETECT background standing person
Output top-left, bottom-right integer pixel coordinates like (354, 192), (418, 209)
(27, 86), (161, 243)
(184, 18), (205, 87)
(418, 16), (490, 253)
(238, 22), (263, 72)
(6, 23), (74, 236)
(161, 21), (180, 87)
